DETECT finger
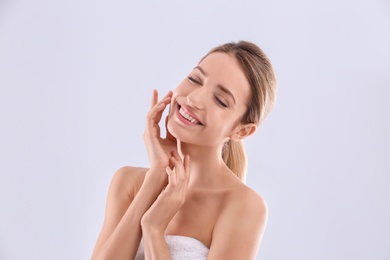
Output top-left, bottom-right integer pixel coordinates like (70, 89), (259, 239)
(155, 98), (171, 123)
(177, 154), (190, 195)
(165, 166), (174, 180)
(146, 104), (164, 136)
(150, 89), (158, 110)
(171, 153), (190, 201)
(183, 154), (190, 185)
(151, 90), (172, 109)
(147, 98), (170, 125)
(148, 90), (170, 118)
(171, 151), (187, 183)
(154, 103), (167, 125)
(149, 95), (171, 116)
(163, 90), (173, 99)
(158, 91), (173, 108)
(166, 160), (177, 185)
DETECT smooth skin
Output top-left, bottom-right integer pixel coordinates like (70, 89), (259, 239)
(91, 52), (268, 260)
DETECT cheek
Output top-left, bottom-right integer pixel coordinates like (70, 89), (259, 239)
(220, 113), (244, 132)
(171, 80), (194, 105)
(171, 81), (186, 100)
(171, 92), (178, 107)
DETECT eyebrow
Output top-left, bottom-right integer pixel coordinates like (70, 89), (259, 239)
(194, 66), (208, 77)
(217, 84), (236, 105)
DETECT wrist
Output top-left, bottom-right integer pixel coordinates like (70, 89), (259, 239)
(141, 224), (164, 239)
(148, 166), (169, 176)
(143, 168), (168, 188)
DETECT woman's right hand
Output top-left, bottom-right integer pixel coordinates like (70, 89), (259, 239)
(143, 89), (177, 175)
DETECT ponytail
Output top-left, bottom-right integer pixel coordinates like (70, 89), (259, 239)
(222, 140), (247, 183)
(206, 41), (276, 183)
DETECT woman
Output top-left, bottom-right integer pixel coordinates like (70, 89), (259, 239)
(91, 41), (276, 260)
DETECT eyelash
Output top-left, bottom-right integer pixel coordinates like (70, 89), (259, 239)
(188, 76), (200, 85)
(187, 76), (228, 108)
(215, 96), (228, 108)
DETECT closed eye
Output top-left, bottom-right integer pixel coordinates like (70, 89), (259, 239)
(188, 76), (201, 85)
(215, 96), (228, 108)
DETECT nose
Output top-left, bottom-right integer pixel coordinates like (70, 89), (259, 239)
(186, 87), (205, 110)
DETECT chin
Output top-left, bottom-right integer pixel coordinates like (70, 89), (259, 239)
(167, 119), (190, 143)
(167, 121), (202, 147)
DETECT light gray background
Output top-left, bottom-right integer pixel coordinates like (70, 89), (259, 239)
(1, 0), (389, 259)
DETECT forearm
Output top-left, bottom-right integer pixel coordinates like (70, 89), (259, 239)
(142, 229), (171, 260)
(93, 171), (166, 260)
(93, 204), (142, 260)
(139, 153), (189, 260)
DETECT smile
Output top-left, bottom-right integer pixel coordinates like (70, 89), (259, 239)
(176, 104), (203, 126)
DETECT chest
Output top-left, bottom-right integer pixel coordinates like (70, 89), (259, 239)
(164, 191), (225, 248)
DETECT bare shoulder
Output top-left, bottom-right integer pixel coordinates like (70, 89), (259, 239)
(110, 166), (148, 199)
(232, 183), (267, 214)
(208, 181), (268, 259)
(92, 166), (149, 257)
(222, 181), (268, 224)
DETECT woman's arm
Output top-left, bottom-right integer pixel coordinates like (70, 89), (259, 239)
(142, 231), (171, 260)
(207, 189), (268, 260)
(140, 152), (191, 260)
(91, 166), (167, 260)
(92, 90), (176, 259)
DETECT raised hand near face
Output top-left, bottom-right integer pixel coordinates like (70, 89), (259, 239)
(143, 89), (177, 188)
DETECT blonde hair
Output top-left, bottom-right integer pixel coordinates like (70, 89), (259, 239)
(202, 41), (277, 182)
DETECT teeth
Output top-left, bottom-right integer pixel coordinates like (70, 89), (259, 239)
(179, 107), (200, 124)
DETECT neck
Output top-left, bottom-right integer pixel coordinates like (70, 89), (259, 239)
(176, 141), (229, 187)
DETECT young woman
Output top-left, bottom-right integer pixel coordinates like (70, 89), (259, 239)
(91, 41), (277, 260)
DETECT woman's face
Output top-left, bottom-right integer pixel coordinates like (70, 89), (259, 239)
(167, 52), (252, 147)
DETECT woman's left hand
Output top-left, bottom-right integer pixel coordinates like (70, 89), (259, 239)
(141, 151), (190, 235)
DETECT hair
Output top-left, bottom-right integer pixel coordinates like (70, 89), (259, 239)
(200, 41), (277, 182)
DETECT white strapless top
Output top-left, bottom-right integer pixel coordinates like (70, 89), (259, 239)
(135, 235), (209, 260)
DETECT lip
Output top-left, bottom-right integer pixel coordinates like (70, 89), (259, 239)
(176, 103), (204, 126)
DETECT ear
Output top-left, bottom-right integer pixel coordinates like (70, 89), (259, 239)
(230, 123), (257, 142)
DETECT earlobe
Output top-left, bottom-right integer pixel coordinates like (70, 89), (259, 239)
(230, 124), (257, 142)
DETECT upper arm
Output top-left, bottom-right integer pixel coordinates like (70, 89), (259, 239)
(207, 190), (268, 260)
(92, 166), (145, 256)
